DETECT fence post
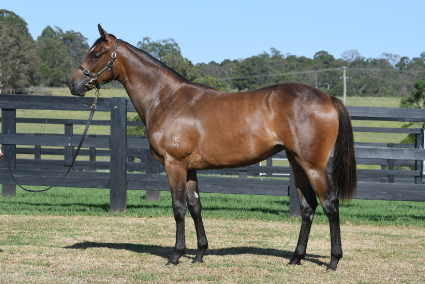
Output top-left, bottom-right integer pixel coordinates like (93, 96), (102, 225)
(64, 124), (73, 169)
(266, 157), (272, 177)
(89, 145), (96, 171)
(1, 108), (16, 197)
(110, 98), (127, 213)
(239, 169), (248, 178)
(145, 150), (161, 202)
(289, 166), (300, 217)
(387, 143), (395, 183)
(34, 145), (41, 170)
(415, 130), (424, 184)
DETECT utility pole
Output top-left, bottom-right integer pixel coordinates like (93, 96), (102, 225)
(340, 67), (349, 105)
(342, 66), (347, 105)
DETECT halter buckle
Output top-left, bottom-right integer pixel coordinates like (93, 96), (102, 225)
(111, 52), (116, 59)
(83, 68), (90, 76)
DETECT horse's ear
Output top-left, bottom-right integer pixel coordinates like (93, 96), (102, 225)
(98, 24), (109, 40)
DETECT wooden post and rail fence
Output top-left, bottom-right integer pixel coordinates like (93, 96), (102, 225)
(1, 94), (425, 217)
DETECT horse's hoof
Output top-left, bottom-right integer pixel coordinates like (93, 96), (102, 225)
(166, 261), (178, 267)
(326, 256), (339, 271)
(288, 258), (302, 265)
(191, 259), (204, 264)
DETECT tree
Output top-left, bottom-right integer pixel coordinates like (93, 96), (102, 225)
(137, 37), (181, 60)
(197, 61), (222, 78)
(381, 52), (400, 67)
(232, 56), (272, 90)
(0, 9), (32, 40)
(270, 47), (283, 58)
(341, 49), (362, 64)
(37, 26), (72, 86)
(400, 79), (425, 108)
(194, 75), (226, 91)
(313, 51), (336, 68)
(161, 54), (200, 82)
(136, 37), (199, 81)
(0, 22), (41, 91)
(37, 26), (89, 86)
(57, 28), (89, 75)
(399, 79), (425, 144)
(408, 57), (425, 70)
(41, 25), (57, 38)
(395, 56), (410, 70)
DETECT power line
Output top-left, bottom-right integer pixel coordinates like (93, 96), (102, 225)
(217, 67), (425, 81)
(218, 68), (341, 81)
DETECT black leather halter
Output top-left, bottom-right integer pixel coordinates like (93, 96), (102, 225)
(79, 38), (119, 89)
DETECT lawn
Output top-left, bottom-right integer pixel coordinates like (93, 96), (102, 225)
(0, 214), (424, 283)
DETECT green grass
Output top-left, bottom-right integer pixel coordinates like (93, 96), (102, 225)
(1, 186), (424, 227)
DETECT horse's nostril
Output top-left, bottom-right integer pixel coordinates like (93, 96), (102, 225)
(69, 82), (75, 90)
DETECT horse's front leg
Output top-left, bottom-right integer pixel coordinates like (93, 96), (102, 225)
(165, 163), (188, 266)
(186, 170), (208, 263)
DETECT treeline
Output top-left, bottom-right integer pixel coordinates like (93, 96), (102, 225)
(197, 50), (425, 98)
(1, 9), (424, 98)
(0, 10), (88, 92)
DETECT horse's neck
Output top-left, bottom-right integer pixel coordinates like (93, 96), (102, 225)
(118, 45), (187, 125)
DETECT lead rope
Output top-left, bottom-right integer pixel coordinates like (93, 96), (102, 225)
(0, 90), (100, 193)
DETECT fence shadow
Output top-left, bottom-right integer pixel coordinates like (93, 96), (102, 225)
(64, 241), (326, 267)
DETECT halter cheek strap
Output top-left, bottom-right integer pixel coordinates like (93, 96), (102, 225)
(79, 39), (120, 89)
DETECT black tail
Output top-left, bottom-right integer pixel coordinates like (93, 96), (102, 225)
(330, 96), (357, 202)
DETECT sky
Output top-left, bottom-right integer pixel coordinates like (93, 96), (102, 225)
(3, 0), (424, 64)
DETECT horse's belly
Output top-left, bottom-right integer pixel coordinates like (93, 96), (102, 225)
(191, 134), (284, 170)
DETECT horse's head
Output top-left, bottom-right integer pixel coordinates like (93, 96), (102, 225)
(69, 24), (119, 96)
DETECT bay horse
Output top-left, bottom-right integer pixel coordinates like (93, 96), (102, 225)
(69, 25), (357, 271)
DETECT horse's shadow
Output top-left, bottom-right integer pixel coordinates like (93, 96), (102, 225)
(64, 241), (327, 267)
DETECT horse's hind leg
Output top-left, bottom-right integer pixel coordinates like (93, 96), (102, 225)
(290, 153), (342, 270)
(186, 170), (208, 263)
(287, 152), (318, 265)
(319, 180), (342, 271)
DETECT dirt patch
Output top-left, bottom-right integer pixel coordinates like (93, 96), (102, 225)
(0, 215), (424, 283)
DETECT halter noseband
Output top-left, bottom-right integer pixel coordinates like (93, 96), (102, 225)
(79, 38), (120, 89)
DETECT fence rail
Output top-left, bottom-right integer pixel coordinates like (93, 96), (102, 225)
(1, 94), (425, 216)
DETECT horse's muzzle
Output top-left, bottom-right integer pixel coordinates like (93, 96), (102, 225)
(69, 80), (88, 96)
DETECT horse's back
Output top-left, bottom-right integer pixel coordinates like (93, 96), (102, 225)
(179, 83), (339, 170)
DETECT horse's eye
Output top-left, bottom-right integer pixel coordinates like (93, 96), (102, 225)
(92, 54), (100, 61)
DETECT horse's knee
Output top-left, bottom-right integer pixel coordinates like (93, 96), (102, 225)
(299, 197), (317, 220)
(172, 201), (187, 220)
(300, 203), (315, 221)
